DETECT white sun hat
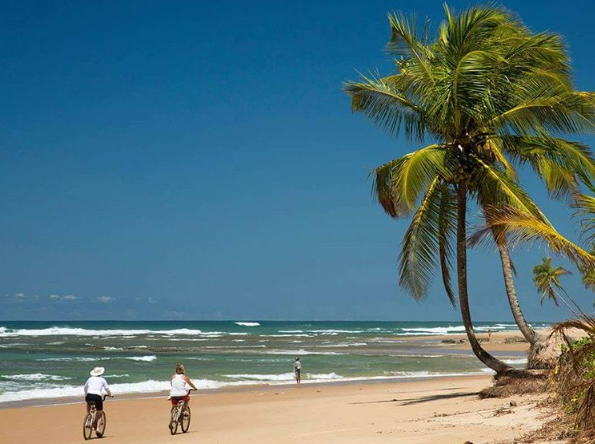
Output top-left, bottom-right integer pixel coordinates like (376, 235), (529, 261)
(90, 367), (105, 377)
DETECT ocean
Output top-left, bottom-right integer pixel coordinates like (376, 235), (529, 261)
(0, 320), (545, 405)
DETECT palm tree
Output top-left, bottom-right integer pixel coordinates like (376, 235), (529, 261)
(345, 5), (595, 373)
(532, 257), (573, 308)
(582, 268), (595, 292)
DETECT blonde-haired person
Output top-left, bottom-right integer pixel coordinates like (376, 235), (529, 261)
(170, 364), (197, 408)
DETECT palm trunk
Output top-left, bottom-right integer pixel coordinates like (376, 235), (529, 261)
(557, 287), (587, 318)
(456, 184), (511, 374)
(496, 243), (539, 345)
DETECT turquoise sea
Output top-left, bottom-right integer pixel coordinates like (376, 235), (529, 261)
(0, 321), (546, 405)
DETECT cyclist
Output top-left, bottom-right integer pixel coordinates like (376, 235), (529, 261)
(84, 366), (112, 437)
(170, 363), (197, 407)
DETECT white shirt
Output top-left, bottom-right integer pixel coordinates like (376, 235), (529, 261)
(170, 374), (191, 397)
(84, 376), (110, 396)
(294, 361), (302, 371)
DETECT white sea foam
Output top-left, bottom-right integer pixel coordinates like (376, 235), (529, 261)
(0, 326), (221, 337)
(0, 373), (71, 382)
(37, 355), (157, 363)
(235, 322), (260, 327)
(125, 355), (157, 362)
(503, 358), (528, 365)
(262, 334), (314, 338)
(399, 325), (514, 336)
(265, 349), (345, 356)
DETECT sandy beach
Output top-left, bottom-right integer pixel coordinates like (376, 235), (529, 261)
(407, 328), (536, 353)
(0, 374), (556, 444)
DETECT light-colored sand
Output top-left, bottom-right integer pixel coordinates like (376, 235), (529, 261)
(409, 328), (560, 353)
(0, 375), (556, 444)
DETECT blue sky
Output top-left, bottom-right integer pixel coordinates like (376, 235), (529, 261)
(1, 0), (595, 321)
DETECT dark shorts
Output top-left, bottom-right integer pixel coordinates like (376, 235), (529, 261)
(86, 393), (103, 410)
(171, 394), (190, 406)
(295, 369), (301, 377)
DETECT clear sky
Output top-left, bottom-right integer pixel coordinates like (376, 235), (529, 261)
(1, 0), (595, 322)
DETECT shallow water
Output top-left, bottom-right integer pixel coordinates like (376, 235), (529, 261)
(0, 320), (543, 404)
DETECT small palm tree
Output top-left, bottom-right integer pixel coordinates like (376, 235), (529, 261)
(582, 269), (595, 292)
(579, 247), (595, 292)
(532, 257), (572, 307)
(346, 4), (595, 373)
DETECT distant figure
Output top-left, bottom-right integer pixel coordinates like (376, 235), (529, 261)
(84, 367), (112, 437)
(293, 357), (302, 384)
(488, 329), (492, 342)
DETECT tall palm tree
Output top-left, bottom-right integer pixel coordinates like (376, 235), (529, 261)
(345, 5), (595, 373)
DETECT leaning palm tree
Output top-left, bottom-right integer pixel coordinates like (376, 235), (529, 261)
(345, 4), (595, 373)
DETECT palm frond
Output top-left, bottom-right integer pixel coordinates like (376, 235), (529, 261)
(399, 179), (455, 301)
(490, 91), (595, 136)
(438, 184), (457, 306)
(474, 160), (549, 223)
(573, 194), (595, 243)
(391, 144), (449, 212)
(345, 75), (428, 141)
(470, 207), (595, 269)
(371, 160), (403, 218)
(501, 136), (595, 195)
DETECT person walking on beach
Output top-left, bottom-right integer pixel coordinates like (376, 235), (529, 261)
(293, 357), (302, 384)
(84, 366), (112, 437)
(170, 364), (198, 408)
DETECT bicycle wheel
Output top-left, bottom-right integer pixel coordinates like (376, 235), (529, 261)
(181, 406), (191, 433)
(96, 411), (107, 438)
(169, 406), (179, 435)
(83, 413), (94, 440)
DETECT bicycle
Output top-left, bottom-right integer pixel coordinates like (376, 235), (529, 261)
(168, 391), (193, 435)
(83, 395), (109, 440)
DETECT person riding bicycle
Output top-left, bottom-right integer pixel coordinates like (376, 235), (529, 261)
(84, 367), (112, 437)
(170, 363), (197, 407)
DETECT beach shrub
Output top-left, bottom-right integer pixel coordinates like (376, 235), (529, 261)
(552, 317), (595, 440)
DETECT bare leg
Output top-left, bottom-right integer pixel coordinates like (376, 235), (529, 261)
(95, 410), (103, 429)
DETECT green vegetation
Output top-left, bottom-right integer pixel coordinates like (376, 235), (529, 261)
(552, 318), (595, 440)
(345, 4), (595, 373)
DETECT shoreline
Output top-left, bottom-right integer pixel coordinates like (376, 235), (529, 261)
(0, 374), (555, 444)
(0, 371), (495, 410)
